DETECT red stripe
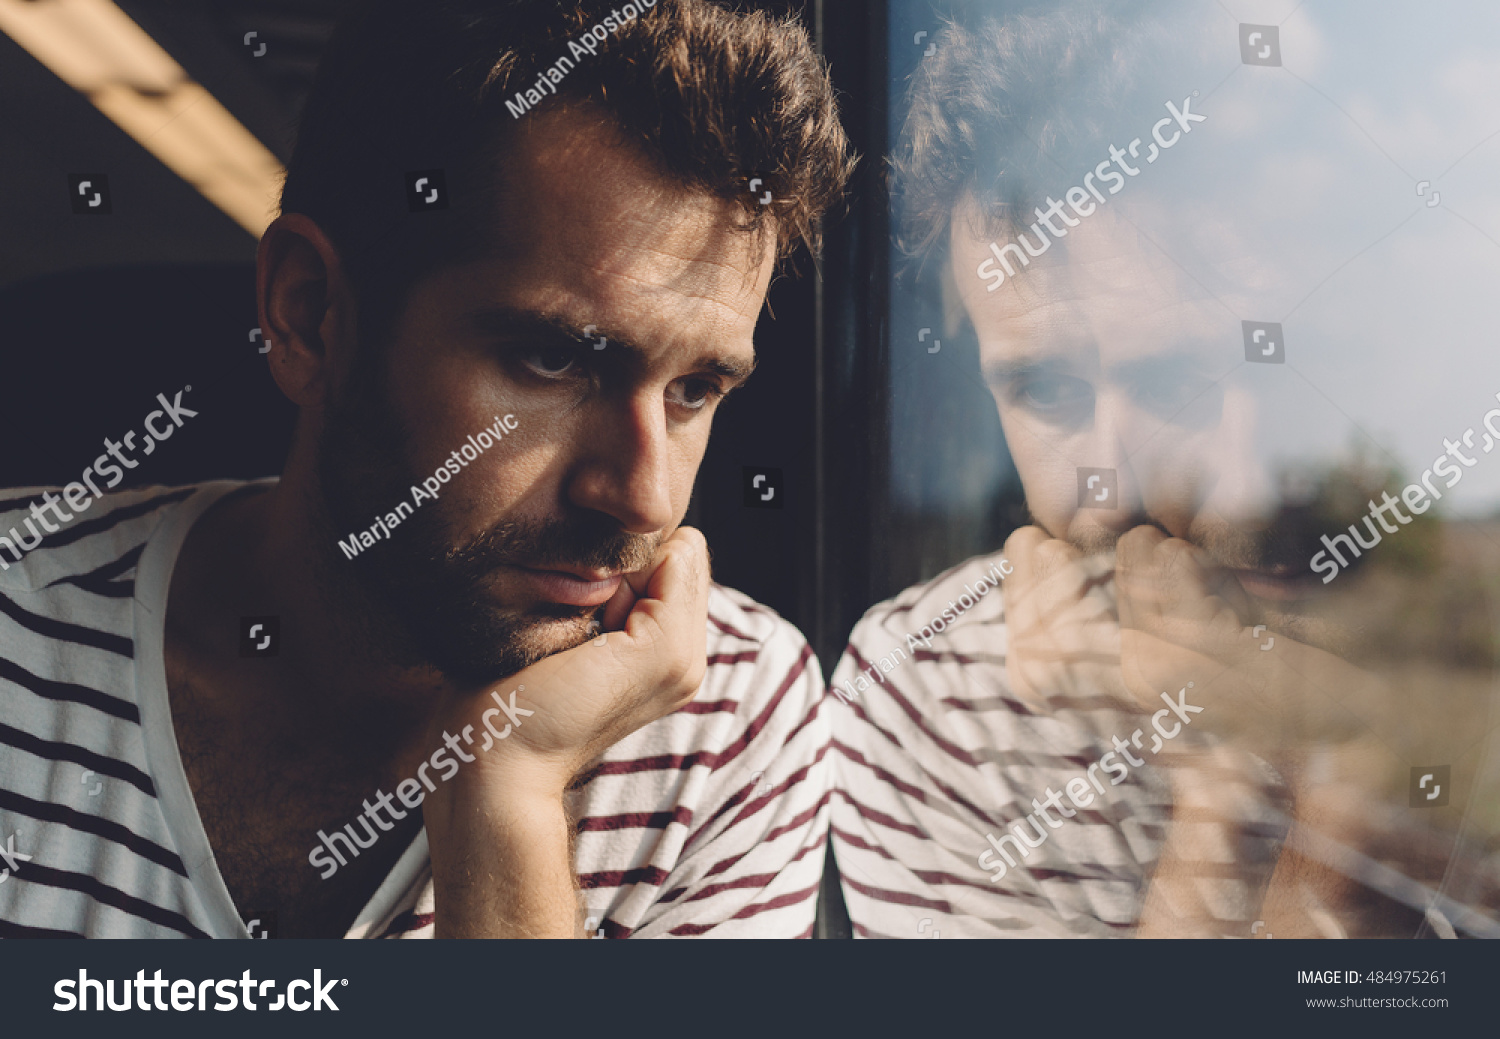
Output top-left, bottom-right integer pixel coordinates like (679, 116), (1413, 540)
(665, 879), (820, 934)
(910, 648), (1007, 667)
(377, 910), (434, 937)
(732, 597), (778, 620)
(578, 865), (672, 889)
(706, 650), (759, 666)
(840, 874), (955, 914)
(831, 737), (996, 829)
(708, 614), (760, 642)
(583, 646), (810, 783)
(830, 788), (929, 841)
(677, 871), (778, 903)
(575, 806), (693, 832)
(780, 680), (827, 744)
(833, 828), (1144, 924)
(696, 821), (828, 881)
(588, 751), (711, 777)
(843, 647), (982, 767)
(685, 737), (829, 852)
(830, 738), (933, 806)
(678, 698), (741, 715)
(830, 823), (898, 860)
(707, 643), (812, 774)
(758, 772), (834, 844)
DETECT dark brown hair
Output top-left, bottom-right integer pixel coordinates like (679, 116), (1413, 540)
(893, 0), (1198, 264)
(281, 0), (855, 337)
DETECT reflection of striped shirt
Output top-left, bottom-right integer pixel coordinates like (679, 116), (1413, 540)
(829, 550), (1285, 938)
(0, 481), (828, 938)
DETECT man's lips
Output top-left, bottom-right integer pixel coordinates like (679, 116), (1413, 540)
(1229, 566), (1322, 602)
(513, 565), (623, 607)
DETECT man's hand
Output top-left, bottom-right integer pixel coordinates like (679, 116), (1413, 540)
(1114, 526), (1377, 769)
(1113, 526), (1386, 937)
(1001, 525), (1129, 709)
(421, 526), (711, 938)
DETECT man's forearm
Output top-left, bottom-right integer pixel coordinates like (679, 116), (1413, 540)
(429, 791), (579, 938)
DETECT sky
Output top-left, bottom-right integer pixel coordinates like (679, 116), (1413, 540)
(890, 0), (1500, 516)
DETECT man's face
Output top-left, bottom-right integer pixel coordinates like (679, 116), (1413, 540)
(950, 200), (1330, 615)
(319, 107), (772, 684)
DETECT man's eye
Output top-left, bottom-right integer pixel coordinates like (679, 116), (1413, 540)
(521, 345), (580, 377)
(1132, 374), (1221, 424)
(667, 377), (724, 411)
(1011, 373), (1093, 414)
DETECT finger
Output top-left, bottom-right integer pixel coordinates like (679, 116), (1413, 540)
(600, 574), (639, 632)
(1118, 530), (1244, 648)
(1004, 526), (1083, 613)
(1007, 532), (1111, 637)
(1003, 525), (1070, 589)
(628, 527), (710, 645)
(631, 526), (711, 702)
(1114, 525), (1169, 631)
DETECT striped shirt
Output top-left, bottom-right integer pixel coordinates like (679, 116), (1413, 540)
(828, 549), (1289, 938)
(0, 481), (829, 938)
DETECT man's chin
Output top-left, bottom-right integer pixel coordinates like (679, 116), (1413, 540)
(400, 604), (600, 688)
(519, 612), (602, 657)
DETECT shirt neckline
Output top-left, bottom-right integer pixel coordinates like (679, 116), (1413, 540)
(132, 479), (426, 938)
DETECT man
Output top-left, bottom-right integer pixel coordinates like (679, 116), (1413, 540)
(830, 0), (1499, 938)
(0, 0), (853, 938)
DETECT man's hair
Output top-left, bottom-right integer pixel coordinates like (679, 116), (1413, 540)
(281, 0), (855, 338)
(893, 0), (1207, 264)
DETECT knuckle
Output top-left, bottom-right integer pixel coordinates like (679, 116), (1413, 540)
(1004, 524), (1048, 557)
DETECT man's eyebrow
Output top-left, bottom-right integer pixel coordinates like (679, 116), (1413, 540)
(1108, 353), (1217, 381)
(982, 345), (1214, 383)
(697, 354), (756, 386)
(471, 305), (756, 385)
(471, 306), (609, 348)
(981, 356), (1082, 381)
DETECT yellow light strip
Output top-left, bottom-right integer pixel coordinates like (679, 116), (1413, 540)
(0, 0), (282, 235)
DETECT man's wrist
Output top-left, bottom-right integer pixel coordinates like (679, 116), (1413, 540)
(428, 791), (577, 938)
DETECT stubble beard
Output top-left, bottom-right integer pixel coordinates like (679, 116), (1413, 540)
(311, 356), (657, 687)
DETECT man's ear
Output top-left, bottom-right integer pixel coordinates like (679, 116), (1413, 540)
(255, 213), (361, 409)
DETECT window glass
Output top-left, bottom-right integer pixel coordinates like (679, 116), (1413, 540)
(830, 0), (1500, 939)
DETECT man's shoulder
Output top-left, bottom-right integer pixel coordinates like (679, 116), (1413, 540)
(0, 482), (209, 597)
(706, 582), (804, 650)
(702, 582), (820, 704)
(847, 548), (1011, 655)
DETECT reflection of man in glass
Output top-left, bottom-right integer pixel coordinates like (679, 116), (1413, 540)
(831, 1), (1500, 938)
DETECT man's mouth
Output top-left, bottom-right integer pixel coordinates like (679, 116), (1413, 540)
(512, 564), (623, 607)
(1227, 565), (1323, 603)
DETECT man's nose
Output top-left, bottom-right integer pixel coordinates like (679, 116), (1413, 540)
(1075, 388), (1145, 534)
(567, 394), (676, 534)
(1195, 387), (1277, 525)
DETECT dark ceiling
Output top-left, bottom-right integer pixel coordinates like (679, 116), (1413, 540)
(0, 0), (354, 287)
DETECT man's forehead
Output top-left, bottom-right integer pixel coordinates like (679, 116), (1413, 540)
(950, 198), (1241, 367)
(492, 105), (775, 320)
